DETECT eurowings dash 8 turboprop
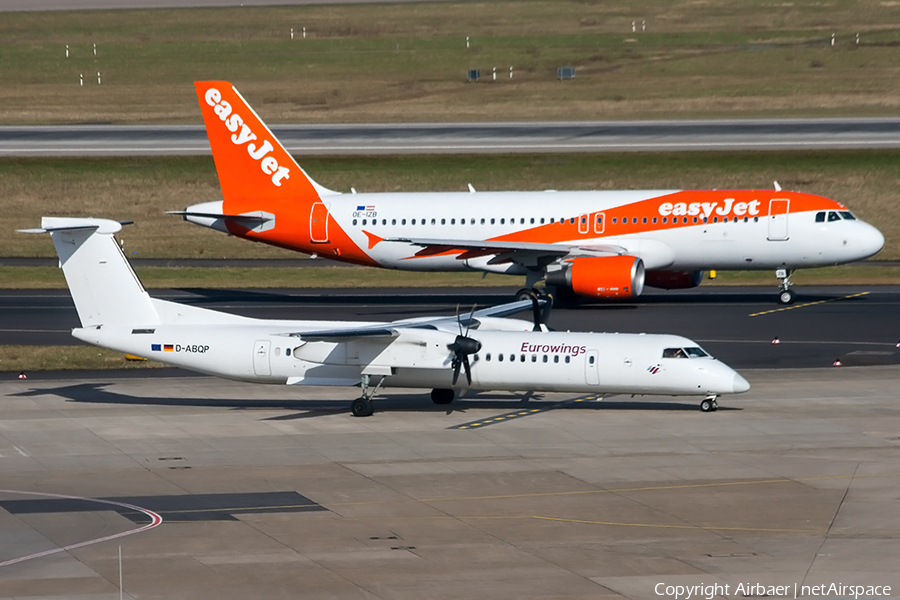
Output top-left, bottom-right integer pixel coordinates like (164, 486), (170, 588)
(23, 217), (749, 415)
(174, 81), (884, 305)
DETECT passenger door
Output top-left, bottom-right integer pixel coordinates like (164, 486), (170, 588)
(310, 202), (330, 243)
(767, 199), (789, 241)
(253, 340), (271, 376)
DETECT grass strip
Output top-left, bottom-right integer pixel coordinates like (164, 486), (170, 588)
(0, 345), (165, 372)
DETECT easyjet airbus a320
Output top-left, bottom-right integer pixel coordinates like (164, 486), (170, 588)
(176, 81), (884, 304)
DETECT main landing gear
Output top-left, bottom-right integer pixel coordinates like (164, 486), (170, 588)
(351, 374), (386, 417)
(776, 268), (796, 305)
(431, 388), (455, 405)
(700, 395), (719, 413)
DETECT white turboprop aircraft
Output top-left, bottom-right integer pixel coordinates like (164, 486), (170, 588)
(23, 217), (749, 416)
(175, 81), (884, 305)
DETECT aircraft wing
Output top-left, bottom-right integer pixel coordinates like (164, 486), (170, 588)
(284, 299), (540, 341)
(385, 237), (628, 265)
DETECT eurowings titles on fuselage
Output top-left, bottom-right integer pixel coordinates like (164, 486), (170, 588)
(177, 81), (885, 304)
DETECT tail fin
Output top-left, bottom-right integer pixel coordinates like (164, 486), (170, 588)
(194, 81), (337, 202)
(20, 218), (159, 328)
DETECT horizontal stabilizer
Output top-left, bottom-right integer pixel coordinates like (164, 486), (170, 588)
(167, 210), (270, 222)
(18, 217), (130, 235)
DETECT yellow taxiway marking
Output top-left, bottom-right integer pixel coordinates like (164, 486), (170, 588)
(531, 515), (821, 534)
(749, 291), (869, 317)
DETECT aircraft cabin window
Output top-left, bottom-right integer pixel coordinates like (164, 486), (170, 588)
(471, 218), (476, 224)
(520, 218), (525, 224)
(486, 353), (491, 361)
(743, 216), (749, 222)
(286, 348), (291, 357)
(588, 355), (595, 365)
(431, 218), (436, 225)
(352, 219), (358, 225)
(274, 347), (281, 356)
(401, 219), (406, 225)
(542, 355), (548, 363)
(411, 219), (415, 225)
(815, 212), (826, 222)
(530, 218), (535, 224)
(491, 218), (495, 225)
(392, 219), (397, 225)
(828, 211), (841, 222)
(509, 354), (515, 362)
(481, 218), (486, 224)
(441, 218), (446, 225)
(642, 217), (647, 224)
(612, 218), (617, 224)
(565, 356), (571, 364)
(597, 216), (603, 224)
(840, 211), (856, 220)
(662, 217), (667, 224)
(553, 355), (560, 363)
(713, 217), (718, 223)
(663, 348), (687, 358)
(631, 217), (637, 224)
(702, 217), (708, 223)
(652, 217), (657, 224)
(683, 217), (688, 223)
(498, 354), (503, 362)
(500, 218), (505, 225)
(693, 217), (698, 223)
(531, 355), (537, 362)
(550, 218), (555, 224)
(540, 218), (545, 224)
(520, 354), (526, 362)
(451, 219), (455, 225)
(754, 217), (759, 222)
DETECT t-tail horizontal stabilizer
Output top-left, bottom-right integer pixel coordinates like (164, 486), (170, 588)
(19, 217), (159, 329)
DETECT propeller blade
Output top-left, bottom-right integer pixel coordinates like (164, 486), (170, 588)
(465, 304), (477, 336)
(451, 358), (461, 386)
(462, 355), (472, 386)
(455, 304), (462, 336)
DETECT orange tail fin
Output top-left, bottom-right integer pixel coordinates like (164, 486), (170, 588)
(194, 81), (335, 202)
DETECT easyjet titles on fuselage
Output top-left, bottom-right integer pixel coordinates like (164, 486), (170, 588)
(203, 87), (291, 187)
(658, 198), (762, 219)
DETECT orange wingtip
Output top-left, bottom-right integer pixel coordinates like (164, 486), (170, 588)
(363, 230), (385, 250)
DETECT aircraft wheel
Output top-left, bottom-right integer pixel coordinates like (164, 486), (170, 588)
(515, 288), (535, 303)
(351, 398), (374, 417)
(778, 289), (796, 305)
(700, 398), (715, 413)
(431, 388), (455, 405)
(712, 399), (718, 411)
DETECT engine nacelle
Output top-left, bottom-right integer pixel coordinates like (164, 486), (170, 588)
(545, 256), (645, 298)
(644, 270), (704, 290)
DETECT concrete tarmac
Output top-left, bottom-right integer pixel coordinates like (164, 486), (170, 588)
(1, 367), (899, 599)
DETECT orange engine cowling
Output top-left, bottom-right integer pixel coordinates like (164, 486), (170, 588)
(644, 270), (704, 290)
(545, 256), (645, 298)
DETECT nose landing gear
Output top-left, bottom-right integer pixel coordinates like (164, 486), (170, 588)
(700, 396), (719, 412)
(776, 268), (796, 304)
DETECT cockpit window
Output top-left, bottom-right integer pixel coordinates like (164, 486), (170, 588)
(827, 211), (841, 222)
(663, 347), (710, 359)
(840, 211), (856, 220)
(815, 211), (826, 223)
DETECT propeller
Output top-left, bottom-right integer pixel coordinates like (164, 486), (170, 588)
(529, 292), (553, 331)
(448, 304), (482, 386)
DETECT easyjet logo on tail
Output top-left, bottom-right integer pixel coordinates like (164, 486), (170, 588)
(204, 87), (290, 187)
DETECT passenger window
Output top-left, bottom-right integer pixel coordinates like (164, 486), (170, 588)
(840, 211), (856, 220)
(713, 217), (718, 223)
(642, 217), (647, 224)
(500, 218), (505, 225)
(401, 219), (406, 225)
(382, 219), (387, 225)
(662, 217), (667, 224)
(441, 218), (446, 225)
(352, 219), (358, 225)
(286, 348), (291, 357)
(431, 218), (436, 225)
(828, 211), (841, 222)
(693, 217), (698, 223)
(481, 218), (486, 224)
(612, 218), (617, 224)
(274, 347), (281, 356)
(683, 217), (688, 223)
(633, 218), (638, 224)
(520, 354), (526, 362)
(531, 355), (537, 362)
(486, 353), (491, 361)
(652, 217), (657, 224)
(509, 354), (515, 362)
(550, 218), (555, 224)
(530, 218), (535, 224)
(565, 356), (570, 363)
(520, 218), (525, 224)
(570, 218), (575, 224)
(542, 355), (548, 363)
(743, 216), (748, 222)
(451, 219), (455, 225)
(588, 355), (595, 365)
(553, 355), (559, 363)
(498, 354), (503, 362)
(754, 217), (759, 222)
(540, 218), (545, 224)
(411, 219), (416, 225)
(490, 218), (495, 224)
(392, 219), (397, 225)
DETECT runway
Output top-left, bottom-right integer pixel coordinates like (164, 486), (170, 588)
(2, 285), (898, 370)
(3, 118), (900, 156)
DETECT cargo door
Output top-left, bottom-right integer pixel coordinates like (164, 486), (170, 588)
(310, 202), (330, 243)
(584, 350), (600, 385)
(767, 199), (789, 241)
(253, 340), (271, 376)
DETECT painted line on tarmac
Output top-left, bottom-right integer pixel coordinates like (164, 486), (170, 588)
(449, 396), (599, 430)
(531, 515), (821, 534)
(0, 489), (162, 568)
(749, 291), (869, 317)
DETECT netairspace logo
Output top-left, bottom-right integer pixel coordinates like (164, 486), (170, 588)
(654, 582), (892, 599)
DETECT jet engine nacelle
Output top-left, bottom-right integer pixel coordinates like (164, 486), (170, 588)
(545, 255), (645, 298)
(644, 269), (704, 290)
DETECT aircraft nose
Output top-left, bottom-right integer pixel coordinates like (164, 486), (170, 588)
(732, 373), (751, 394)
(864, 224), (885, 258)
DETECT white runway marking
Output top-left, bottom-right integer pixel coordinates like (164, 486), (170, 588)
(0, 489), (163, 568)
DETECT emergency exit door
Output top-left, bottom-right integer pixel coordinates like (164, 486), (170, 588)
(585, 350), (600, 385)
(253, 340), (271, 376)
